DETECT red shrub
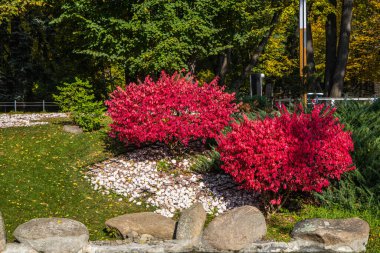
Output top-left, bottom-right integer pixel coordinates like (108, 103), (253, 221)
(217, 104), (355, 212)
(106, 71), (238, 146)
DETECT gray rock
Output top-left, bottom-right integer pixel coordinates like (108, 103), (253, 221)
(84, 240), (193, 253)
(127, 230), (139, 240)
(105, 212), (176, 240)
(241, 241), (299, 253)
(63, 125), (83, 134)
(2, 243), (38, 253)
(242, 240), (354, 253)
(291, 217), (370, 252)
(13, 217), (89, 253)
(202, 205), (267, 251)
(139, 234), (154, 244)
(0, 211), (6, 252)
(176, 202), (206, 240)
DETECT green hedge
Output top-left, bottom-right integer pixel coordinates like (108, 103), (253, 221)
(318, 100), (380, 211)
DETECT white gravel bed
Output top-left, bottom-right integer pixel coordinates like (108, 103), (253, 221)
(85, 146), (259, 217)
(0, 113), (68, 128)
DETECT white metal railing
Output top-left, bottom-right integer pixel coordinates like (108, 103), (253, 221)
(275, 97), (378, 106)
(0, 101), (59, 112)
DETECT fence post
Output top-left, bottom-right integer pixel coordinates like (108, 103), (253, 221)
(43, 100), (45, 112)
(14, 100), (17, 112)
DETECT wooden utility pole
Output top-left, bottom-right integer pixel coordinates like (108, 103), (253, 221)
(300, 0), (307, 104)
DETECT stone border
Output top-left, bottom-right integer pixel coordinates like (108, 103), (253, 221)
(0, 207), (370, 253)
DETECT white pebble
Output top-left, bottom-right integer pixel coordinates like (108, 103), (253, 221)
(85, 150), (259, 217)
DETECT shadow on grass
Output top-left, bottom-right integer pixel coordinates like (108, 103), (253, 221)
(102, 133), (129, 156)
(282, 192), (319, 213)
(47, 117), (74, 126)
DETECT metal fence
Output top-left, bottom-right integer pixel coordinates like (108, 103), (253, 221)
(0, 101), (60, 113)
(275, 97), (378, 107)
(1, 97), (378, 112)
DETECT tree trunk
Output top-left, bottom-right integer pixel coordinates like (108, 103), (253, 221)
(330, 0), (353, 97)
(0, 21), (9, 99)
(10, 16), (34, 100)
(325, 0), (337, 93)
(306, 23), (321, 91)
(10, 16), (24, 99)
(188, 59), (196, 74)
(233, 11), (281, 91)
(217, 49), (231, 84)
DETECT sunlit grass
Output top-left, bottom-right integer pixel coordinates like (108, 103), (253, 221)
(0, 119), (148, 241)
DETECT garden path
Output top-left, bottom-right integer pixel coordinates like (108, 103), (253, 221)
(0, 113), (67, 128)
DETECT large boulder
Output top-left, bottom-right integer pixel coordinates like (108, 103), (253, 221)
(13, 218), (89, 253)
(202, 205), (267, 251)
(291, 218), (370, 252)
(2, 243), (38, 253)
(176, 202), (206, 240)
(105, 212), (176, 240)
(0, 211), (6, 252)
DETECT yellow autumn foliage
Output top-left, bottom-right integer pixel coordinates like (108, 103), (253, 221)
(259, 0), (379, 84)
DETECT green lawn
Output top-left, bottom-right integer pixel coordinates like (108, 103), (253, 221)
(0, 119), (149, 241)
(0, 119), (378, 252)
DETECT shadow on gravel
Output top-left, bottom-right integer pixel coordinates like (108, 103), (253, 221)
(102, 136), (211, 161)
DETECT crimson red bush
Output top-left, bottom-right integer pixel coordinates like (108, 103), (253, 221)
(106, 71), (238, 147)
(217, 104), (355, 213)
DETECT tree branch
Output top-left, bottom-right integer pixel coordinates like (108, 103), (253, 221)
(234, 10), (282, 91)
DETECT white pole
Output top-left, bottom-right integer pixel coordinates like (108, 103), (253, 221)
(14, 100), (16, 112)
